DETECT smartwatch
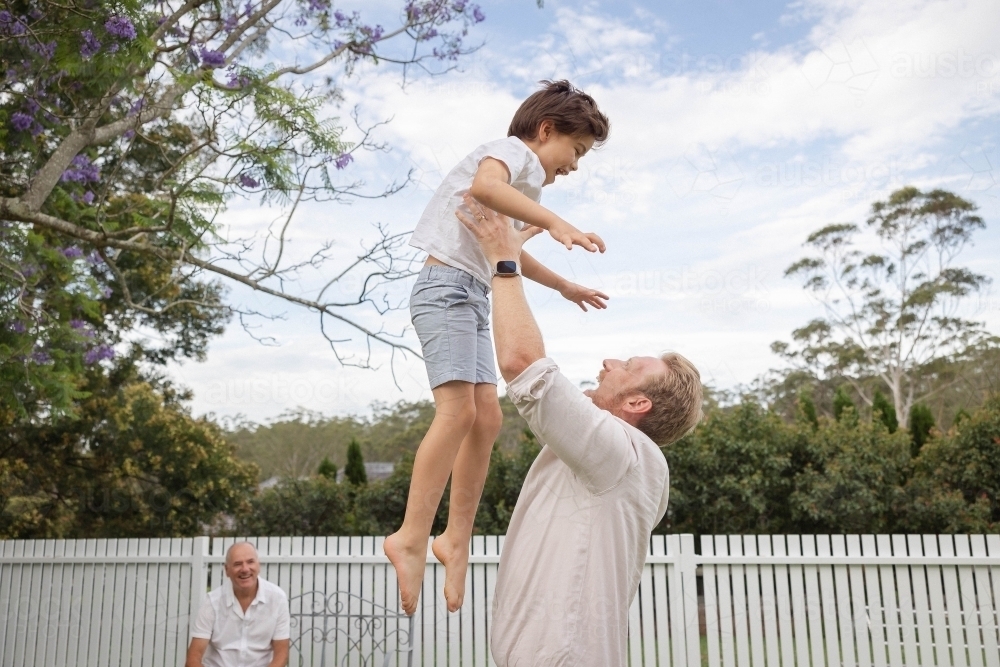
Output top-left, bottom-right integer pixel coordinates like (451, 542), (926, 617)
(493, 260), (520, 277)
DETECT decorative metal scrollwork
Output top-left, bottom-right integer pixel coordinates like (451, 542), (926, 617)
(288, 591), (414, 667)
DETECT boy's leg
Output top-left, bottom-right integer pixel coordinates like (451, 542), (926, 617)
(384, 380), (477, 615)
(432, 383), (504, 612)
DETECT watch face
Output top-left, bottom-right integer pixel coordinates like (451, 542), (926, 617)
(496, 260), (518, 274)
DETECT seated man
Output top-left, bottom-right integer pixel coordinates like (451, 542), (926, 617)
(186, 542), (290, 667)
(456, 195), (703, 667)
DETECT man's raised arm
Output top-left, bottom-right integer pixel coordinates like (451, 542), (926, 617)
(454, 194), (545, 383)
(455, 196), (634, 493)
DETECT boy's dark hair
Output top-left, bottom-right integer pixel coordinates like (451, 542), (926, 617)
(508, 80), (610, 145)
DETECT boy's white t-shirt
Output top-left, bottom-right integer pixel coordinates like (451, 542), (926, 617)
(410, 136), (546, 287)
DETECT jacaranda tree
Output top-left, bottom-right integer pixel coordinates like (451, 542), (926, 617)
(1, 0), (485, 418)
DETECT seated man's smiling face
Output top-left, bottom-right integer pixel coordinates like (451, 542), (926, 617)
(584, 356), (665, 412)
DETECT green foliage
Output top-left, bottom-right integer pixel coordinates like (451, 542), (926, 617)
(237, 476), (353, 537)
(908, 403), (935, 456)
(659, 402), (797, 535)
(789, 415), (910, 534)
(227, 398), (529, 481)
(872, 390), (898, 433)
(344, 439), (367, 485)
(475, 431), (542, 534)
(0, 374), (258, 539)
(317, 457), (337, 480)
(661, 394), (1000, 537)
(833, 386), (855, 422)
(798, 390), (819, 429)
(906, 396), (1000, 528)
(236, 430), (541, 536)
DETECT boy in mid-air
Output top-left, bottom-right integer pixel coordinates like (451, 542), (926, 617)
(383, 80), (611, 615)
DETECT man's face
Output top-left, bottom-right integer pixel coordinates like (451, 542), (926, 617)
(535, 129), (595, 186)
(584, 356), (665, 414)
(225, 544), (261, 595)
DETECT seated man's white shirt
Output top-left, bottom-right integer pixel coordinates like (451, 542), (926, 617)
(409, 135), (546, 287)
(190, 576), (290, 667)
(491, 358), (670, 667)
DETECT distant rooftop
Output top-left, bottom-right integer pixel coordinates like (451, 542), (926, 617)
(337, 461), (395, 483)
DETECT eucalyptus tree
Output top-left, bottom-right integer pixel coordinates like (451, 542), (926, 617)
(774, 187), (994, 425)
(1, 0), (485, 415)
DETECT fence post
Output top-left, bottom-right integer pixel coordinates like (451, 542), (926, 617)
(189, 536), (209, 629)
(678, 534), (702, 667)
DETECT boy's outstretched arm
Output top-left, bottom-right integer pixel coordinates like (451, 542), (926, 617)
(521, 251), (610, 312)
(470, 158), (605, 253)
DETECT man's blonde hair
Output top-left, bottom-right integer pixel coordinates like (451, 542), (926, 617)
(634, 352), (704, 445)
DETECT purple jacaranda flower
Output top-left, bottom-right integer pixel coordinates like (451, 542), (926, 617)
(10, 111), (33, 131)
(334, 153), (353, 170)
(82, 191), (95, 205)
(9, 17), (25, 35)
(361, 24), (384, 41)
(61, 246), (84, 259)
(199, 48), (225, 68)
(33, 40), (57, 60)
(105, 16), (137, 41)
(108, 43), (120, 54)
(223, 14), (238, 31)
(472, 6), (485, 22)
(61, 155), (101, 183)
(83, 344), (115, 364)
(80, 29), (101, 59)
(29, 8), (42, 20)
(32, 349), (52, 364)
(453, 0), (468, 11)
(0, 11), (11, 24)
(86, 251), (103, 265)
(307, 0), (329, 11)
(244, 0), (253, 17)
(10, 321), (26, 334)
(102, 287), (113, 299)
(70, 318), (86, 329)
(238, 173), (259, 188)
(127, 99), (143, 116)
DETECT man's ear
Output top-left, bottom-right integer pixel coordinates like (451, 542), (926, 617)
(621, 393), (652, 419)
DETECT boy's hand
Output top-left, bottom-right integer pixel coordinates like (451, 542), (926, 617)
(548, 220), (606, 253)
(559, 281), (610, 312)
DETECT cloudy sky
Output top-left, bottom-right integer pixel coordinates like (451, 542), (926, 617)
(166, 0), (1000, 424)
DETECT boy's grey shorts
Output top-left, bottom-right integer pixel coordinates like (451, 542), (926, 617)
(410, 264), (497, 389)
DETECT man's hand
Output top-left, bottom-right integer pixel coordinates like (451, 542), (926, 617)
(455, 194), (542, 264)
(559, 282), (610, 312)
(548, 219), (606, 253)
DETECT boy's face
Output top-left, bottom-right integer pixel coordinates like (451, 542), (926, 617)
(531, 121), (596, 186)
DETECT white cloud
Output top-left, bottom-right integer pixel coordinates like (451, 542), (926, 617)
(171, 0), (1000, 421)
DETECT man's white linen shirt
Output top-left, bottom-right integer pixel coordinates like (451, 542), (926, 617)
(190, 576), (290, 667)
(409, 136), (546, 286)
(490, 358), (671, 667)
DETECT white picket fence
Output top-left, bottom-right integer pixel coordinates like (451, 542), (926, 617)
(2, 534), (1000, 666)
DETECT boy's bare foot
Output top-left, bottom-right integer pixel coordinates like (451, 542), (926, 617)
(432, 532), (469, 613)
(384, 532), (426, 616)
